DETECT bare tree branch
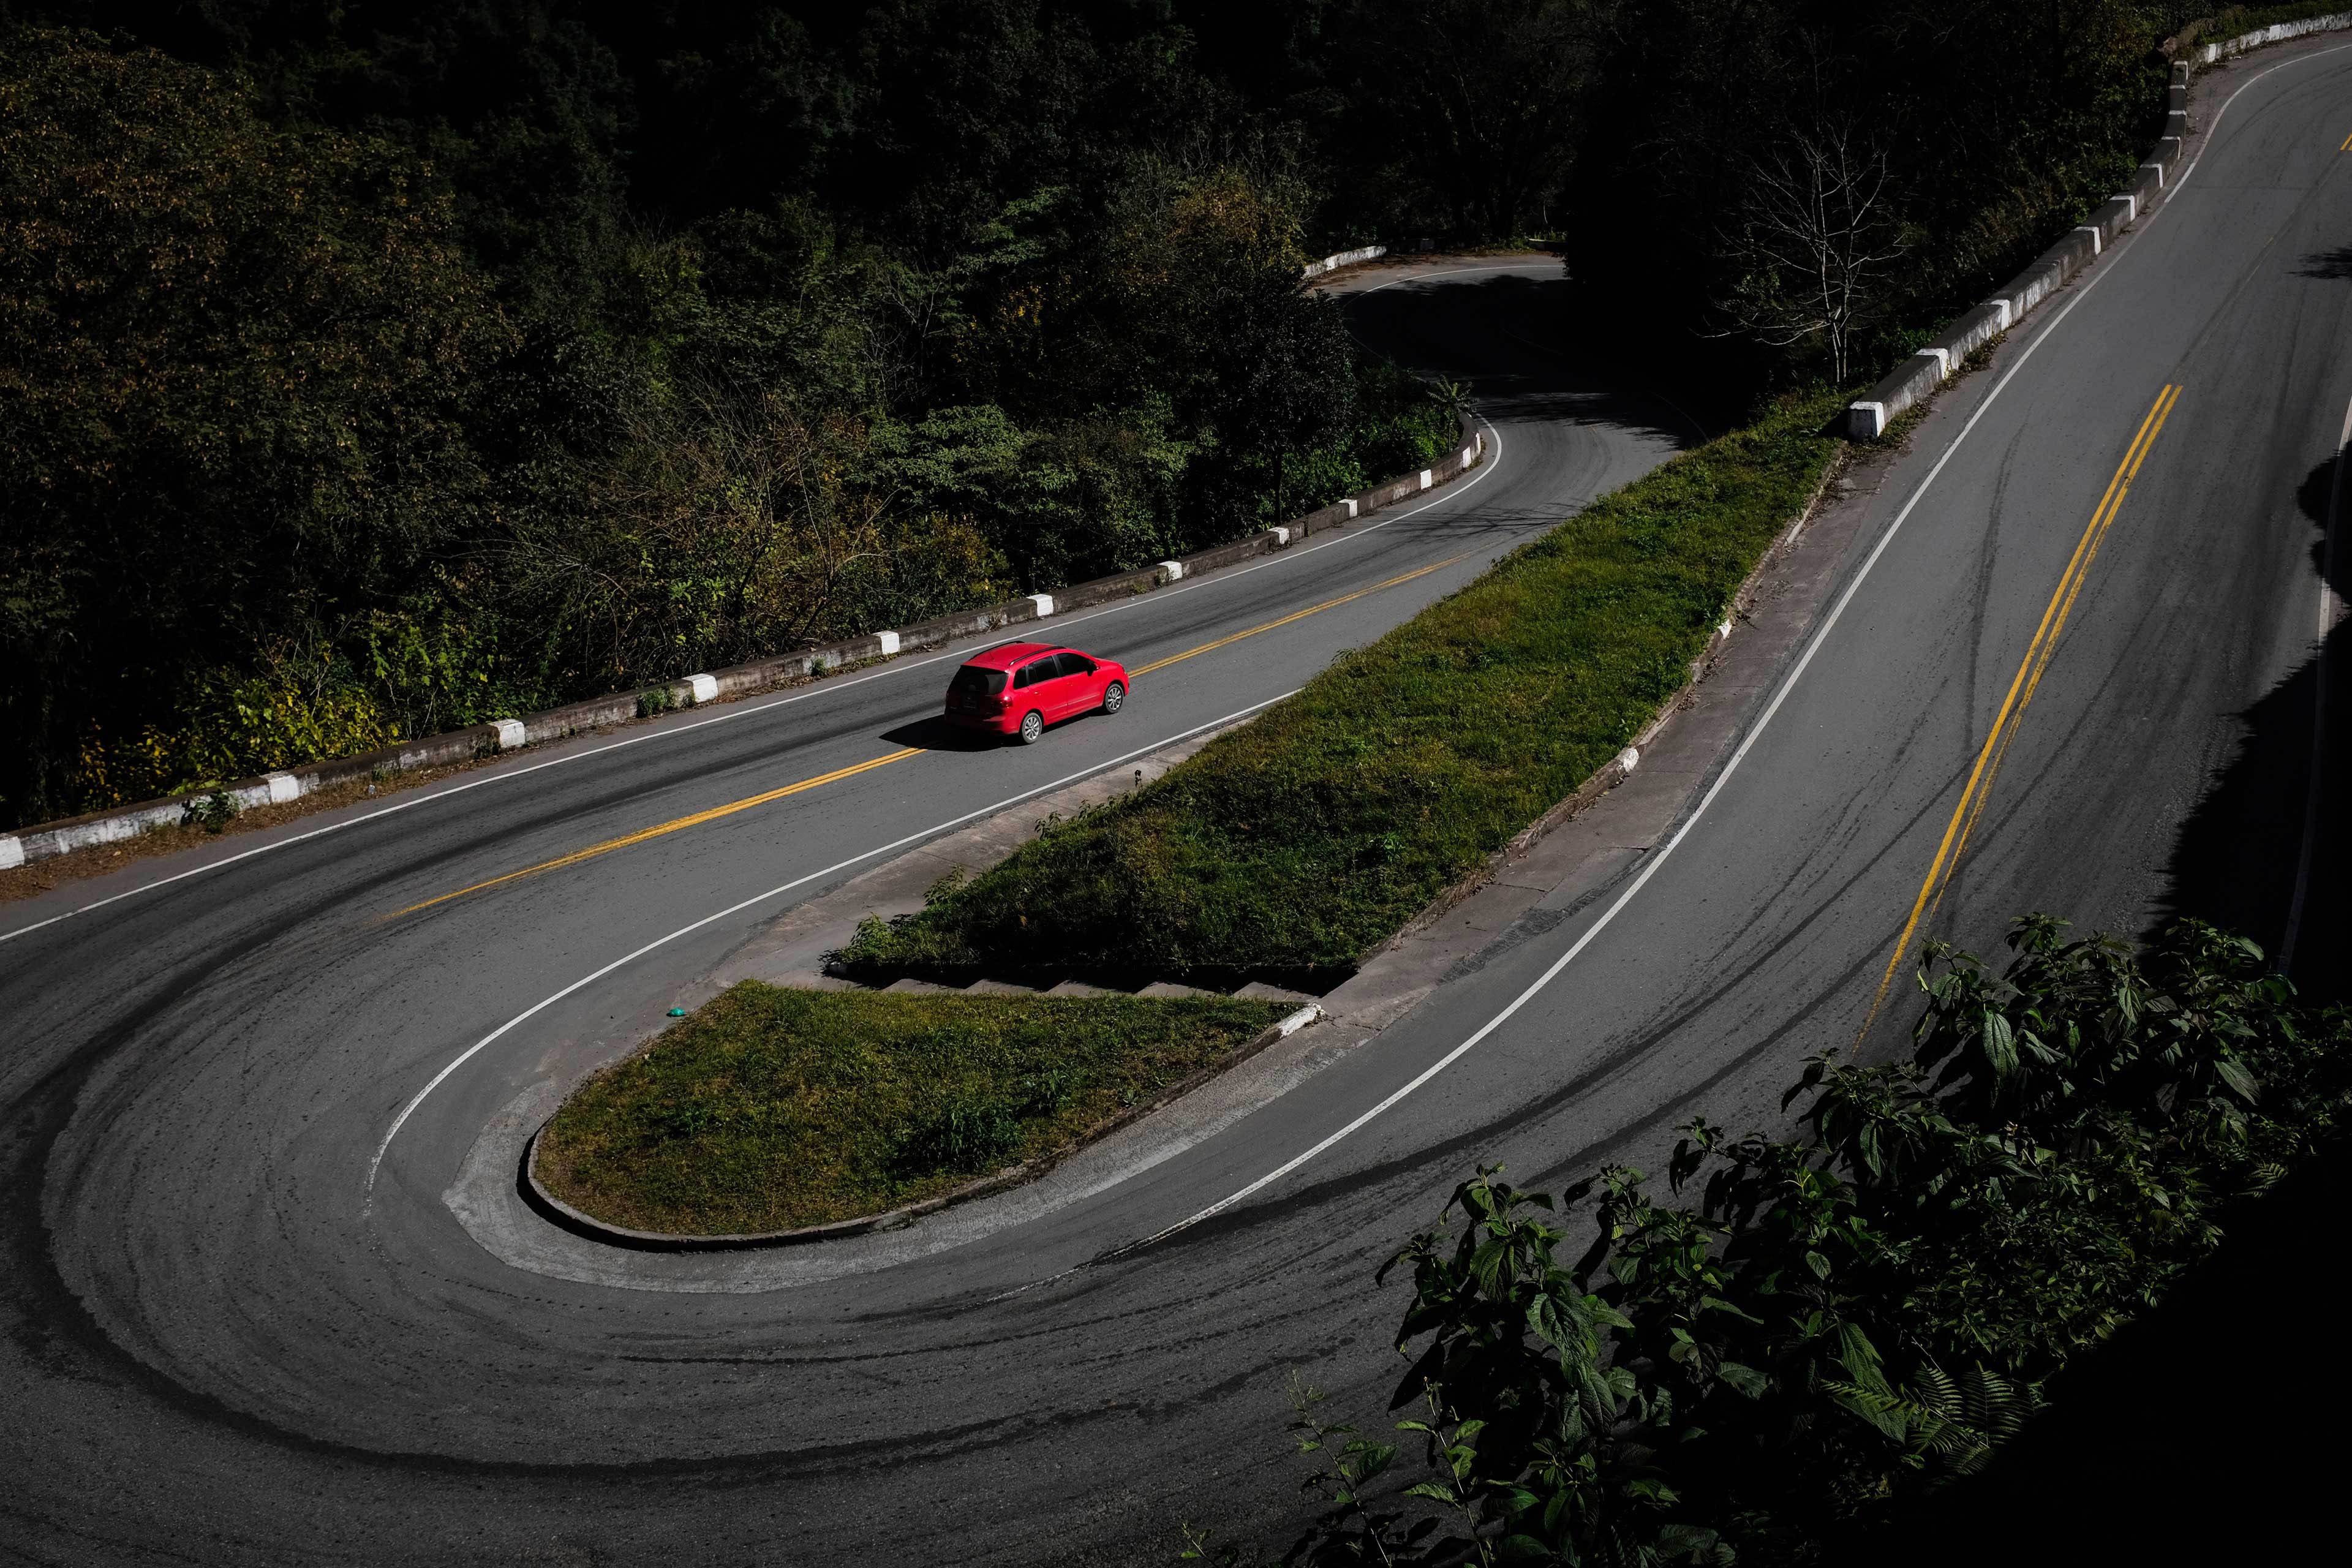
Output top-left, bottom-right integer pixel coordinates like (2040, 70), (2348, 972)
(1713, 123), (1907, 383)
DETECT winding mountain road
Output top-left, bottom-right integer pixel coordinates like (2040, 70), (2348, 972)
(6, 37), (2348, 1565)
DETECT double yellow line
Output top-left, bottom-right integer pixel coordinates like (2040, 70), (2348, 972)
(393, 547), (1480, 916)
(389, 748), (921, 917)
(1131, 551), (1474, 677)
(1858, 383), (2184, 1037)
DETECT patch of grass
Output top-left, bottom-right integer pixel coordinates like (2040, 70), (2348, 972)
(532, 984), (1287, 1235)
(842, 388), (1846, 982)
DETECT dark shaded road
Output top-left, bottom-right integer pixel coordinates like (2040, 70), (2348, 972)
(4, 37), (2348, 1565)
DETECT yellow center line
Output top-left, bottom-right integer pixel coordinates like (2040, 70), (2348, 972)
(2340, 130), (2351, 151)
(1857, 383), (2183, 1041)
(389, 748), (922, 918)
(1130, 551), (1476, 677)
(391, 546), (1479, 916)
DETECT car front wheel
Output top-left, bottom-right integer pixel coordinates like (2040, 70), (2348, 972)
(1017, 709), (1044, 745)
(1101, 680), (1125, 714)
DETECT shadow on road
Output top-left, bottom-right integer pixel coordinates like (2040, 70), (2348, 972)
(880, 715), (1000, 752)
(1833, 451), (2352, 1566)
(1343, 270), (1724, 449)
(2157, 451), (2348, 1005)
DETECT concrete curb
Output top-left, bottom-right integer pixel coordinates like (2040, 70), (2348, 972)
(1846, 17), (2352, 440)
(2, 413), (1487, 870)
(1847, 116), (2166, 440)
(522, 1003), (1321, 1250)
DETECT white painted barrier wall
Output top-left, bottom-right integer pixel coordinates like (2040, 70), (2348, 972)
(1302, 244), (1386, 279)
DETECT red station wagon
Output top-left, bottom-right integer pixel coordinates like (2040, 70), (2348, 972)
(943, 642), (1128, 744)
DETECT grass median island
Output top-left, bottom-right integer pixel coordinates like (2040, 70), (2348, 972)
(840, 388), (1847, 984)
(532, 984), (1289, 1235)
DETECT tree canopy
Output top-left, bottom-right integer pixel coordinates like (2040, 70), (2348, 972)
(0, 1), (2224, 824)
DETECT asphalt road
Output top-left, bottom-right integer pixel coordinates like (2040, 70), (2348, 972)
(5, 39), (2348, 1565)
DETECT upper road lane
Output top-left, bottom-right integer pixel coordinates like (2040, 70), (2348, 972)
(5, 37), (2348, 1564)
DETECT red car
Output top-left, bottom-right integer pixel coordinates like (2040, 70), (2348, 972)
(943, 641), (1128, 744)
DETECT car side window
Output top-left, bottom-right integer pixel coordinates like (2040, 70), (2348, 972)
(1013, 662), (1035, 690)
(1016, 658), (1054, 689)
(1055, 652), (1093, 677)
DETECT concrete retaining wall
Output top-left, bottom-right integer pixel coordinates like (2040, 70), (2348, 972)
(1847, 12), (2352, 439)
(1302, 244), (1386, 279)
(2197, 10), (2352, 62)
(2, 415), (1487, 870)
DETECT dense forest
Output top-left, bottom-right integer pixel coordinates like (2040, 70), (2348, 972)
(0, 1), (2251, 828)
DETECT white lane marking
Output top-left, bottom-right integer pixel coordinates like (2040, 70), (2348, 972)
(1120, 44), (2352, 1250)
(2280, 391), (2351, 968)
(362, 693), (1303, 1204)
(0, 419), (1502, 949)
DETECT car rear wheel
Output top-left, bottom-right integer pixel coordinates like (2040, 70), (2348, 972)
(1017, 709), (1044, 745)
(1101, 681), (1125, 714)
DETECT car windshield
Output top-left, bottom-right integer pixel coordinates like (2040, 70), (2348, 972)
(950, 666), (1008, 698)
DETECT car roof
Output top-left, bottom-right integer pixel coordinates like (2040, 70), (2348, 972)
(963, 641), (1064, 671)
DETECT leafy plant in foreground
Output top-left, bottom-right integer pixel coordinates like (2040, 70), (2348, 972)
(1211, 916), (2348, 1565)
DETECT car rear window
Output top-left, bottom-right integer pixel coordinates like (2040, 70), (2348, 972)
(950, 666), (1008, 698)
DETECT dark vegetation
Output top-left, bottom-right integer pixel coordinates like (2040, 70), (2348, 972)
(0, 0), (2271, 829)
(1189, 918), (2352, 1565)
(532, 982), (1285, 1234)
(840, 388), (1842, 986)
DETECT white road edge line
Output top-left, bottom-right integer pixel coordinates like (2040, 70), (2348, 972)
(2280, 390), (2350, 968)
(0, 420), (1502, 950)
(1116, 43), (2352, 1254)
(361, 692), (1303, 1205)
